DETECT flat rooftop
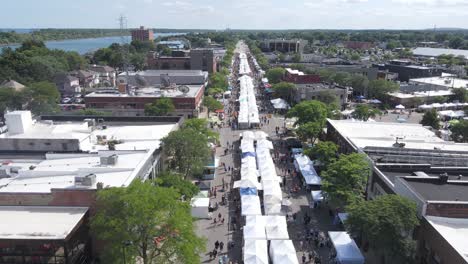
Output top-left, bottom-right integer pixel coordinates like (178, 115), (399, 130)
(402, 177), (468, 201)
(413, 47), (468, 59)
(86, 85), (203, 98)
(328, 119), (468, 152)
(0, 206), (88, 240)
(389, 90), (453, 99)
(120, 70), (208, 77)
(410, 76), (468, 89)
(425, 216), (468, 262)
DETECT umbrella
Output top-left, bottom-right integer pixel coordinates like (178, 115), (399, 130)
(395, 104), (405, 109)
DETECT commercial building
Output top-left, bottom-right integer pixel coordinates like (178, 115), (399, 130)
(85, 84), (205, 117)
(157, 40), (185, 50)
(131, 26), (154, 42)
(410, 76), (468, 90)
(260, 39), (308, 54)
(343, 41), (374, 50)
(303, 64), (381, 81)
(89, 65), (116, 87)
(147, 49), (219, 73)
(388, 90), (453, 108)
(412, 47), (468, 60)
(283, 68), (321, 84)
(376, 60), (443, 82)
(293, 83), (349, 108)
(0, 111), (181, 262)
(117, 70), (208, 87)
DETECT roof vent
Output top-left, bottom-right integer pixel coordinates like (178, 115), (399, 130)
(75, 173), (96, 187)
(100, 154), (118, 165)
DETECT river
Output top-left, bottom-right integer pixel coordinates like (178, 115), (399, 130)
(1, 32), (185, 54)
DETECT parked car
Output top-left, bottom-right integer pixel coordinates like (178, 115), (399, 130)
(61, 97), (72, 104)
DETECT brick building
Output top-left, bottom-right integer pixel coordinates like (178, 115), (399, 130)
(147, 49), (218, 73)
(131, 26), (154, 42)
(0, 112), (181, 263)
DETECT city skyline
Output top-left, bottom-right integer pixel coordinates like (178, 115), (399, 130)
(2, 0), (468, 30)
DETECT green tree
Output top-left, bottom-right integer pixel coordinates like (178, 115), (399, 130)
(144, 97), (175, 116)
(296, 122), (322, 144)
(154, 171), (200, 199)
(277, 53), (286, 62)
(346, 195), (419, 264)
(449, 37), (465, 49)
(287, 100), (328, 126)
(352, 104), (381, 121)
(91, 180), (205, 264)
(368, 79), (399, 100)
(292, 53), (302, 63)
(272, 82), (295, 104)
(420, 109), (441, 129)
(451, 120), (468, 143)
(450, 87), (468, 103)
(331, 72), (351, 86)
(26, 81), (60, 115)
(203, 96), (223, 115)
(209, 73), (228, 90)
(183, 118), (219, 143)
(304, 141), (338, 167)
(0, 87), (26, 117)
(266, 67), (286, 84)
(350, 74), (369, 96)
(317, 90), (338, 105)
(207, 87), (225, 97)
(321, 153), (370, 208)
(162, 127), (212, 179)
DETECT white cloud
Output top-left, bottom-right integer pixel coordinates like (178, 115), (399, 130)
(392, 0), (468, 6)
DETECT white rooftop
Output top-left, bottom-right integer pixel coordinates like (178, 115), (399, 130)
(426, 216), (468, 262)
(328, 119), (468, 151)
(0, 206), (88, 240)
(86, 85), (203, 98)
(410, 76), (468, 89)
(412, 47), (468, 59)
(389, 90), (453, 99)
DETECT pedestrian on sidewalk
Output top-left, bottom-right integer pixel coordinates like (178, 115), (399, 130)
(219, 241), (224, 252)
(218, 212), (222, 220)
(302, 254), (306, 264)
(215, 240), (220, 250)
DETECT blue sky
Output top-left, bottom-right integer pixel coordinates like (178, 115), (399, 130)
(2, 0), (468, 29)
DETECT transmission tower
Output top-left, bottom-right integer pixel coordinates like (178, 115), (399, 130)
(118, 14), (130, 93)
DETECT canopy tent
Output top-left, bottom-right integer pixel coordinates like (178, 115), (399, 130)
(243, 225), (266, 240)
(262, 180), (282, 197)
(369, 99), (381, 104)
(242, 152), (256, 158)
(311, 190), (324, 202)
(242, 131), (256, 140)
(234, 179), (261, 189)
(294, 154), (322, 185)
(270, 98), (290, 110)
(439, 110), (465, 118)
(254, 131), (269, 140)
(269, 240), (298, 264)
(338, 213), (349, 225)
(264, 194), (282, 205)
(246, 215), (266, 227)
(265, 224), (289, 240)
(190, 197), (210, 219)
(244, 240), (268, 264)
(240, 187), (258, 196)
(328, 232), (365, 264)
(241, 195), (262, 216)
(395, 104), (405, 109)
(256, 139), (274, 150)
(264, 203), (282, 215)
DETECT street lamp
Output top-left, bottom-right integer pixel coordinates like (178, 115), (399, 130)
(122, 240), (133, 264)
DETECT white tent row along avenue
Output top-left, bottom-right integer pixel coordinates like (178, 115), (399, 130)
(328, 231), (365, 264)
(269, 240), (299, 264)
(243, 239), (268, 264)
(294, 154), (322, 185)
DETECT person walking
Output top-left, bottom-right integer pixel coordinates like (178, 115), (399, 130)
(215, 240), (220, 250)
(219, 241), (224, 252)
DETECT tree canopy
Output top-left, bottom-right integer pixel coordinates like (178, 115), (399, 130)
(208, 73), (228, 90)
(272, 82), (295, 103)
(183, 118), (219, 143)
(352, 104), (381, 121)
(27, 81), (60, 115)
(154, 171), (200, 200)
(450, 88), (468, 103)
(304, 141), (338, 167)
(321, 153), (370, 208)
(203, 96), (223, 114)
(91, 180), (205, 264)
(287, 100), (328, 126)
(346, 195), (419, 264)
(420, 109), (441, 129)
(162, 126), (212, 179)
(451, 120), (468, 143)
(368, 79), (399, 100)
(144, 97), (175, 116)
(296, 122), (322, 145)
(266, 67), (286, 84)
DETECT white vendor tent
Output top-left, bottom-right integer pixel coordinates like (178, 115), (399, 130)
(241, 195), (262, 216)
(270, 98), (290, 109)
(294, 154), (321, 185)
(269, 240), (298, 264)
(244, 239), (268, 264)
(328, 231), (365, 264)
(311, 190), (324, 202)
(243, 225), (266, 240)
(234, 178), (261, 189)
(265, 224), (289, 240)
(262, 180), (282, 197)
(264, 203), (282, 215)
(190, 197), (210, 219)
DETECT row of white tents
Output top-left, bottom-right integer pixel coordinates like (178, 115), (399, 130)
(236, 131), (299, 264)
(418, 102), (468, 110)
(238, 54), (260, 129)
(294, 154), (322, 185)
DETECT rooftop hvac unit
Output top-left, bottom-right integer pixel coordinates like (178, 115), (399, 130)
(75, 173), (96, 187)
(100, 154), (118, 165)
